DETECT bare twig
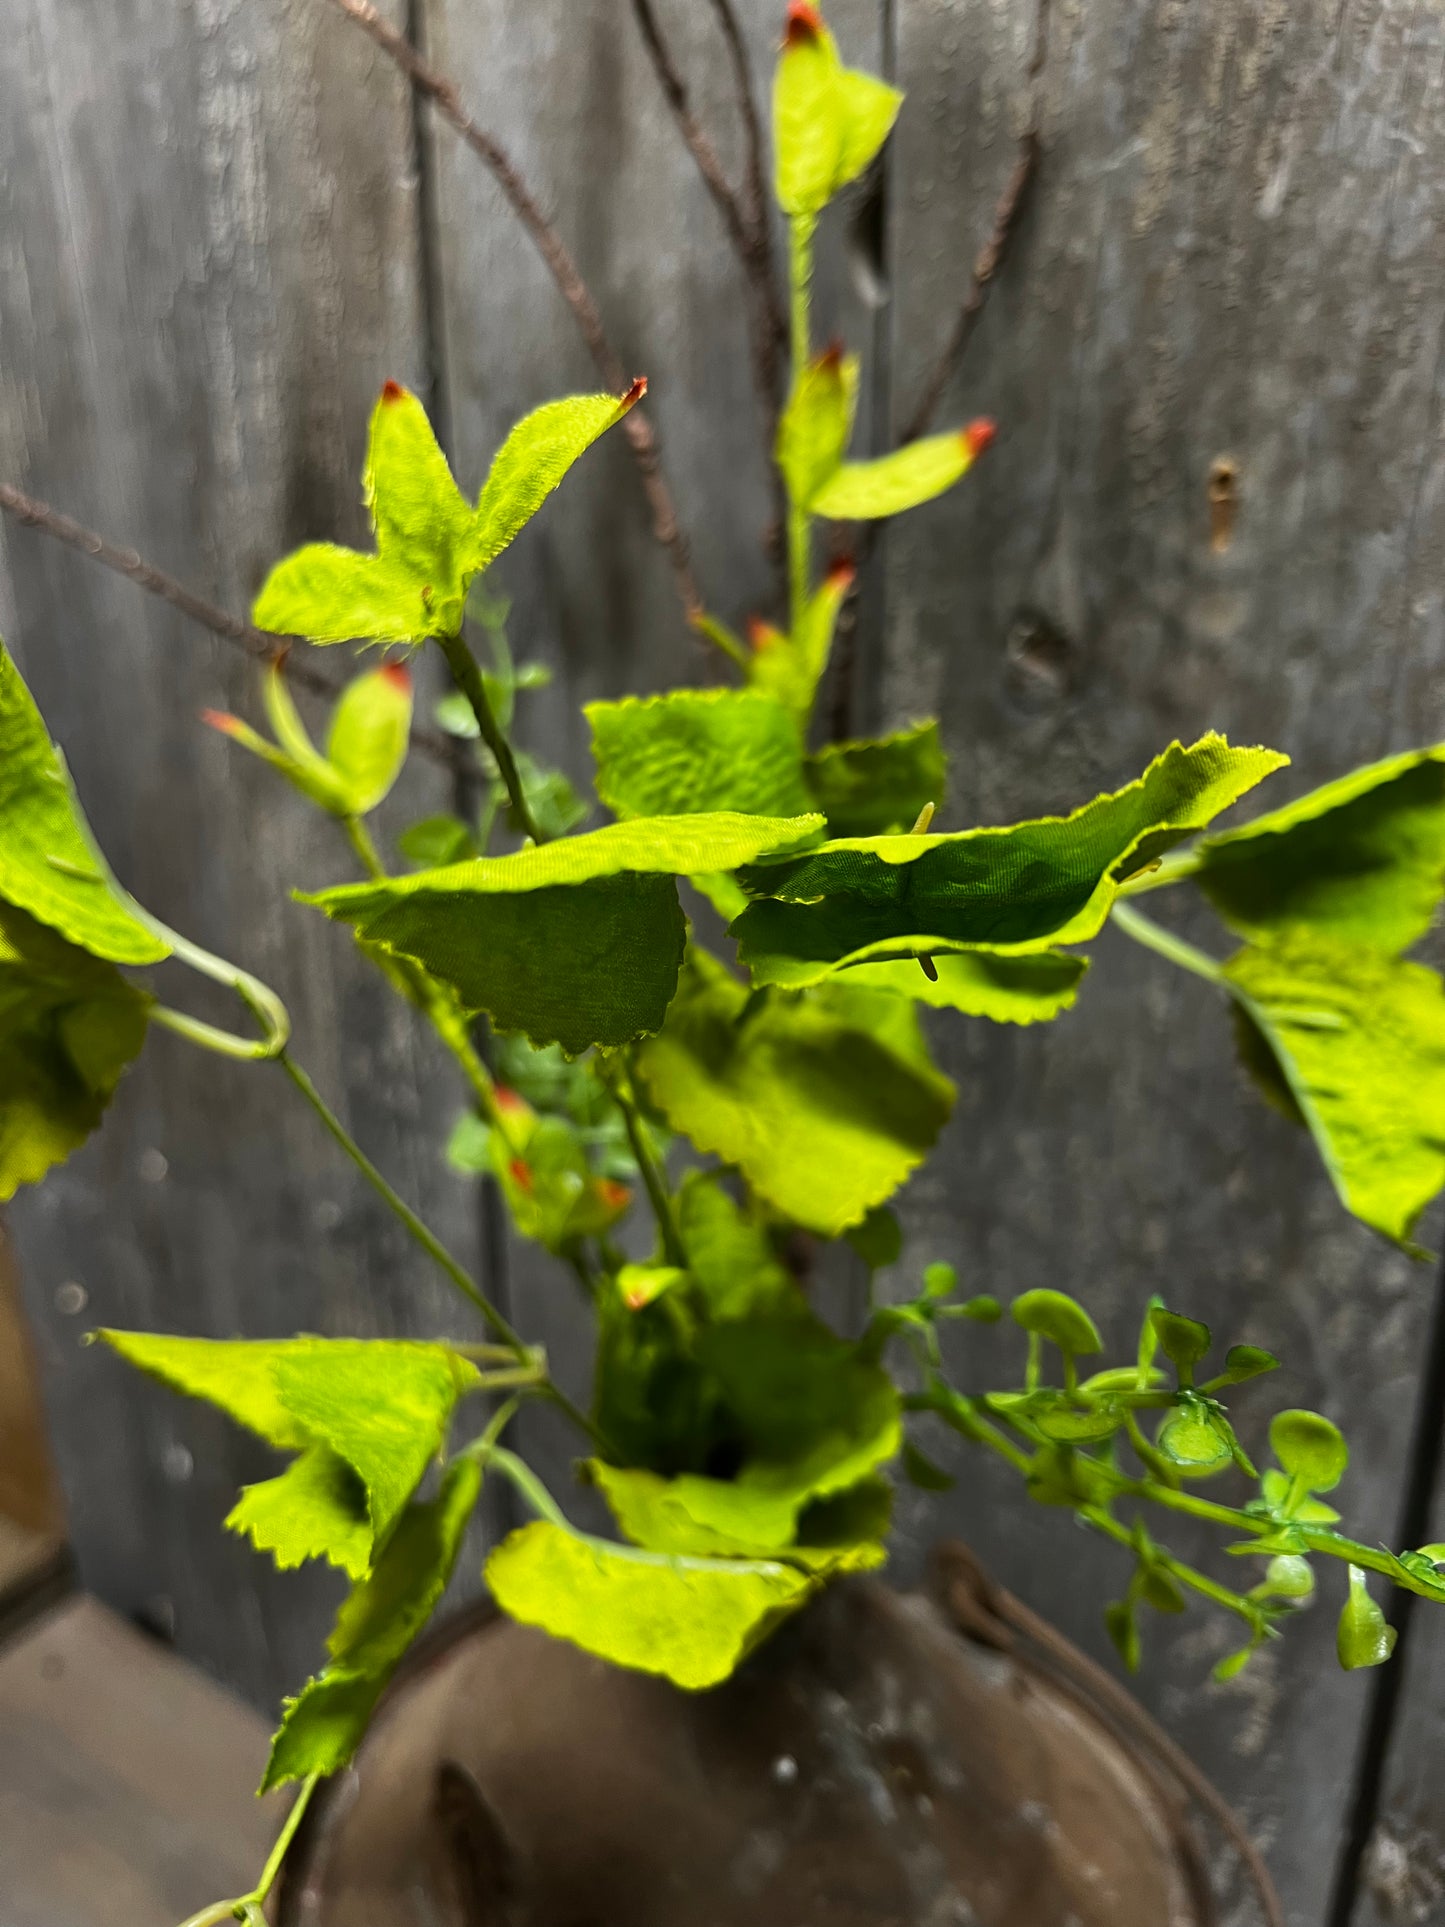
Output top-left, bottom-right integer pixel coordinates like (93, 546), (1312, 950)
(630, 0), (786, 416)
(0, 481), (461, 768)
(705, 0), (770, 249)
(899, 132), (1040, 444)
(327, 0), (701, 621)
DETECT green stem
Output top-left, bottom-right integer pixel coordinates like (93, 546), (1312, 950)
(786, 213), (816, 637)
(435, 629), (543, 845)
(173, 1772), (320, 1927)
(145, 919), (291, 1061)
(1080, 1505), (1262, 1628)
(1109, 901), (1226, 986)
(1116, 845), (1204, 896)
(603, 1054), (685, 1267)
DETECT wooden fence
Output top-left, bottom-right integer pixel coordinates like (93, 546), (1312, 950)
(3, 2), (1444, 1920)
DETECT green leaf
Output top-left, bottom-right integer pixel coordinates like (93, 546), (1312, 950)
(1203, 1344), (1280, 1391)
(733, 736), (1286, 988)
(777, 348), (859, 507)
(253, 385), (635, 646)
(226, 1446), (372, 1580)
(613, 1263), (688, 1311)
(902, 1439), (955, 1492)
(587, 689), (811, 821)
(1269, 1409), (1348, 1493)
(1011, 1289), (1102, 1356)
(325, 663), (414, 815)
(1224, 935), (1445, 1248)
(810, 428), (987, 521)
(100, 1332), (479, 1558)
(587, 1461), (886, 1573)
(1150, 1306), (1211, 1381)
(846, 1204), (903, 1270)
(773, 10), (902, 216)
(1257, 1469), (1341, 1525)
(675, 1171), (798, 1321)
(1259, 1554), (1315, 1600)
(302, 812), (823, 1056)
(1195, 744), (1445, 952)
(1105, 1598), (1141, 1672)
(854, 950), (1090, 1023)
(0, 641), (168, 965)
(1337, 1565), (1397, 1669)
(254, 384), (475, 643)
(485, 1519), (815, 1689)
(635, 948), (955, 1234)
(1213, 1644), (1257, 1682)
(507, 750), (590, 840)
(0, 903), (152, 1199)
(328, 1457), (482, 1672)
(399, 814), (479, 869)
(803, 722), (946, 837)
(469, 387), (642, 575)
(259, 1669), (385, 1794)
(1156, 1396), (1236, 1476)
(747, 564), (855, 722)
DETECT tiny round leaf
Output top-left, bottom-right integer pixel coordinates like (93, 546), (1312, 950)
(1011, 1289), (1103, 1356)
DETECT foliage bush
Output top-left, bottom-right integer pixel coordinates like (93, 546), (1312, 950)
(3, 3), (1445, 1917)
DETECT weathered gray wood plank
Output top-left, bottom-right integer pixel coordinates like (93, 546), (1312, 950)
(0, 0), (499, 1714)
(422, 0), (888, 1508)
(880, 2), (1445, 1921)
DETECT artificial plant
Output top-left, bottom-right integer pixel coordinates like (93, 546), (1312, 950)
(3, 5), (1445, 1922)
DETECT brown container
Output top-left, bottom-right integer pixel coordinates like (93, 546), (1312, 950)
(277, 1546), (1256, 1927)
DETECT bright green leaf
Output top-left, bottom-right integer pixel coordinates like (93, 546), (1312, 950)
(803, 722), (946, 837)
(1224, 935), (1445, 1249)
(399, 814), (479, 869)
(615, 1263), (689, 1311)
(635, 949), (954, 1234)
(226, 1446), (372, 1580)
(1260, 1554), (1315, 1600)
(1270, 1409), (1348, 1494)
(259, 1669), (384, 1794)
(810, 428), (986, 521)
(1150, 1306), (1211, 1380)
(0, 903), (151, 1199)
(325, 663), (414, 815)
(773, 11), (901, 216)
(587, 689), (811, 822)
(328, 1457), (482, 1672)
(734, 736), (1286, 988)
(1203, 1344), (1280, 1391)
(777, 348), (859, 507)
(587, 1461), (884, 1574)
(841, 950), (1090, 1024)
(302, 812), (822, 1055)
(1156, 1397), (1236, 1476)
(675, 1171), (798, 1321)
(469, 387), (642, 575)
(1196, 744), (1445, 952)
(486, 1519), (815, 1689)
(1011, 1288), (1102, 1355)
(98, 1332), (312, 1448)
(1337, 1565), (1397, 1669)
(0, 641), (168, 965)
(747, 564), (855, 722)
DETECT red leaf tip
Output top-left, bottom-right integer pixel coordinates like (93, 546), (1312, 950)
(962, 417), (997, 459)
(378, 660), (412, 694)
(825, 556), (856, 592)
(508, 1158), (534, 1193)
(495, 1085), (527, 1115)
(597, 1179), (632, 1212)
(620, 375), (648, 413)
(747, 616), (782, 652)
(380, 379), (406, 403)
(785, 2), (823, 46)
(200, 708), (242, 737)
(817, 338), (845, 373)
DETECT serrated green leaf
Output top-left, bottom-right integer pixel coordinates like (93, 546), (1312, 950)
(803, 722), (946, 837)
(469, 389), (640, 574)
(635, 949), (954, 1234)
(259, 1668), (384, 1793)
(328, 1457), (482, 1671)
(399, 814), (479, 869)
(0, 903), (152, 1199)
(1224, 935), (1445, 1248)
(303, 812), (822, 1055)
(1270, 1409), (1348, 1493)
(1196, 744), (1445, 952)
(1337, 1564), (1397, 1669)
(0, 641), (168, 965)
(587, 1460), (887, 1572)
(486, 1519), (815, 1688)
(101, 1332), (479, 1558)
(675, 1171), (798, 1320)
(226, 1446), (372, 1580)
(811, 430), (984, 521)
(734, 736), (1286, 988)
(587, 689), (811, 821)
(325, 663), (413, 815)
(777, 349), (859, 506)
(849, 950), (1089, 1023)
(773, 13), (901, 216)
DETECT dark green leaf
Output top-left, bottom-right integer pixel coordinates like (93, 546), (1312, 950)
(734, 736), (1286, 989)
(803, 722), (946, 837)
(1150, 1306), (1211, 1380)
(1196, 745), (1445, 952)
(635, 949), (954, 1234)
(902, 1439), (955, 1491)
(846, 1205), (903, 1270)
(1224, 935), (1445, 1249)
(1105, 1598), (1141, 1672)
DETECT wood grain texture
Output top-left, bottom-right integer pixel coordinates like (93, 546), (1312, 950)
(0, 0), (503, 1715)
(420, 0), (888, 1514)
(878, 2), (1445, 1922)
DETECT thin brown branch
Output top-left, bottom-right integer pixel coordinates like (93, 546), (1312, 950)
(0, 482), (461, 768)
(327, 0), (701, 622)
(705, 0), (770, 251)
(899, 131), (1040, 445)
